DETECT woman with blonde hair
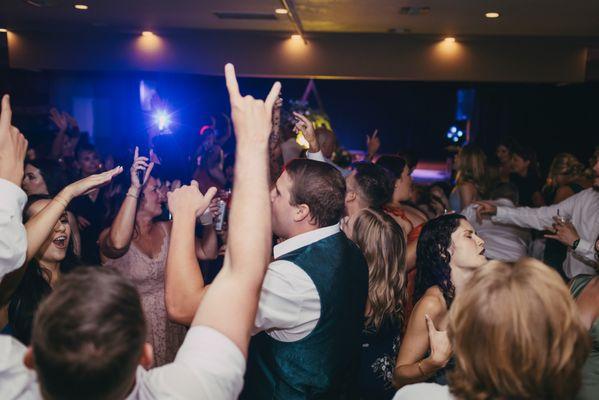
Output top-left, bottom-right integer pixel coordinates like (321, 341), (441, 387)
(394, 258), (591, 400)
(449, 144), (487, 213)
(345, 208), (408, 399)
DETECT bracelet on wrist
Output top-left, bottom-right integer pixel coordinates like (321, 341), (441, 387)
(572, 238), (581, 250)
(417, 360), (427, 377)
(126, 187), (140, 198)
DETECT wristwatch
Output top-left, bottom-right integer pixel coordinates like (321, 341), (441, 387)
(571, 238), (580, 250)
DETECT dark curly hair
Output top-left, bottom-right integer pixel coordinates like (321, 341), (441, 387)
(414, 213), (466, 308)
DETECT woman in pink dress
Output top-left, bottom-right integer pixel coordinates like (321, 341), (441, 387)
(99, 147), (219, 366)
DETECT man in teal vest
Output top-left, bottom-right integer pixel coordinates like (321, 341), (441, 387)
(242, 158), (369, 399)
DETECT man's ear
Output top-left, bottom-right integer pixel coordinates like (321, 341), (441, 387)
(345, 191), (357, 203)
(294, 204), (311, 223)
(24, 347), (35, 370)
(140, 342), (154, 369)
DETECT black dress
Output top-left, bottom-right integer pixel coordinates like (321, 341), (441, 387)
(358, 318), (402, 400)
(69, 188), (108, 265)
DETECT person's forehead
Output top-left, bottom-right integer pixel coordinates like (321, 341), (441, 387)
(454, 219), (473, 233)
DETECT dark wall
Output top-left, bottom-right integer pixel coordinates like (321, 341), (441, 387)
(2, 68), (598, 171)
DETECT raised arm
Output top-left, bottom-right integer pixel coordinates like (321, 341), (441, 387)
(165, 183), (216, 324)
(99, 147), (153, 259)
(24, 167), (122, 263)
(0, 94), (28, 278)
(191, 64), (279, 355)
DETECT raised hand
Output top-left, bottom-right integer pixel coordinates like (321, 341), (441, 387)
(130, 146), (154, 189)
(63, 111), (79, 132)
(366, 129), (380, 158)
(425, 314), (452, 368)
(0, 95), (29, 186)
(225, 63), (281, 146)
(292, 111), (318, 153)
(61, 166), (123, 200)
(49, 108), (68, 133)
(167, 180), (218, 219)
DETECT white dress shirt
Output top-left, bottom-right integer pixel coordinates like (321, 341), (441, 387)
(0, 326), (245, 400)
(306, 150), (351, 177)
(493, 188), (599, 277)
(393, 383), (452, 400)
(253, 224), (341, 342)
(463, 198), (531, 262)
(0, 178), (27, 280)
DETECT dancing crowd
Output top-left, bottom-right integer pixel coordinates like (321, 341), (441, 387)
(0, 63), (598, 400)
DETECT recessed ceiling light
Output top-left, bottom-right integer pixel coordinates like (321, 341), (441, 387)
(275, 8), (288, 15)
(0, 28), (7, 33)
(74, 4), (88, 10)
(291, 34), (302, 40)
(485, 12), (500, 18)
(443, 37), (456, 43)
(142, 31), (155, 37)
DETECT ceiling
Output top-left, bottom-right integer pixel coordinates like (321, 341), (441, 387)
(1, 0), (599, 37)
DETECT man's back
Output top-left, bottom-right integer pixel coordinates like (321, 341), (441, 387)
(463, 199), (530, 262)
(243, 228), (368, 399)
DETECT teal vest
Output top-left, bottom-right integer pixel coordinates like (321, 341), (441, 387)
(242, 231), (368, 400)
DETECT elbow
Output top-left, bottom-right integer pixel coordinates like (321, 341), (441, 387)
(392, 366), (408, 389)
(165, 296), (193, 326)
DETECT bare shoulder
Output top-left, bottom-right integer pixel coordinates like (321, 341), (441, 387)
(413, 287), (448, 319)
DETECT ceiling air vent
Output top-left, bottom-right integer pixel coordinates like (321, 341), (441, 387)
(23, 0), (62, 7)
(213, 12), (277, 20)
(399, 6), (430, 16)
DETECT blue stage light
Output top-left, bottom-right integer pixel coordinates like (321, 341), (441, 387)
(450, 126), (457, 133)
(154, 110), (171, 131)
(457, 130), (463, 137)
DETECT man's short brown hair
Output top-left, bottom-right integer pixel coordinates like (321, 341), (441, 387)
(32, 267), (146, 400)
(285, 159), (346, 228)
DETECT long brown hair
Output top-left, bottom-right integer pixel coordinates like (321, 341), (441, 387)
(351, 208), (407, 330)
(448, 259), (590, 400)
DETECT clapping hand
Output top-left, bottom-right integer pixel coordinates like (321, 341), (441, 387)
(425, 314), (452, 368)
(167, 181), (218, 219)
(130, 146), (155, 189)
(0, 95), (28, 186)
(225, 63), (281, 146)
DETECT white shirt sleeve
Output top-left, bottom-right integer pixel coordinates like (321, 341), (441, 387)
(252, 260), (320, 342)
(392, 383), (453, 400)
(306, 150), (327, 163)
(493, 193), (579, 231)
(139, 326), (246, 400)
(573, 238), (598, 264)
(0, 335), (39, 400)
(0, 179), (27, 280)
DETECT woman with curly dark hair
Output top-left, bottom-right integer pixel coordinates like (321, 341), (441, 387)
(393, 214), (487, 388)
